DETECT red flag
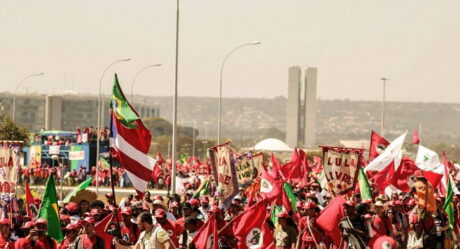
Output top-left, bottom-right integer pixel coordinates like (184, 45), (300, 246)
(231, 201), (274, 249)
(279, 148), (304, 182)
(312, 155), (323, 174)
(95, 213), (114, 249)
(270, 153), (282, 179)
(260, 167), (282, 203)
(156, 152), (165, 165)
(191, 213), (219, 249)
(25, 182), (36, 217)
(315, 195), (347, 247)
(368, 131), (389, 162)
(413, 129), (420, 144)
(151, 163), (162, 183)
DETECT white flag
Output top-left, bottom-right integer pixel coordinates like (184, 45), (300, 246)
(365, 132), (407, 172)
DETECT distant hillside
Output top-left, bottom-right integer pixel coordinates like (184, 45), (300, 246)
(135, 95), (460, 145)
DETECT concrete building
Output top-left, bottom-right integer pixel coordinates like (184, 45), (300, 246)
(285, 66), (317, 149)
(0, 93), (160, 132)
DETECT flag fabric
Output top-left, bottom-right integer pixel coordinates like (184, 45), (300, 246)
(415, 145), (444, 188)
(180, 153), (188, 164)
(95, 213), (114, 249)
(368, 131), (390, 162)
(279, 148), (305, 182)
(269, 153), (282, 179)
(442, 152), (454, 230)
(413, 129), (420, 144)
(358, 167), (372, 201)
(99, 158), (110, 170)
(25, 182), (36, 217)
(270, 204), (283, 226)
(389, 158), (419, 192)
(191, 213), (219, 249)
(63, 177), (93, 203)
(283, 182), (298, 212)
(315, 195), (347, 247)
(260, 167), (282, 202)
(193, 177), (211, 198)
(365, 132), (407, 193)
(231, 201), (274, 249)
(37, 175), (63, 241)
(110, 74), (156, 194)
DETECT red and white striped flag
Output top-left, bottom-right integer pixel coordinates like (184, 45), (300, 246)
(110, 74), (156, 194)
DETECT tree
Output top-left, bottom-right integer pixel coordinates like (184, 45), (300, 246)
(263, 126), (285, 141)
(0, 113), (29, 142)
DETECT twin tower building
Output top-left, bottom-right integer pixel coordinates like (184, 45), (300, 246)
(285, 66), (317, 149)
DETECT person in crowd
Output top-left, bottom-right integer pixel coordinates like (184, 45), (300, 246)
(73, 217), (105, 249)
(274, 211), (298, 249)
(115, 212), (172, 249)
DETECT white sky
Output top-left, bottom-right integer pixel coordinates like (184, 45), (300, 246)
(1, 0), (459, 102)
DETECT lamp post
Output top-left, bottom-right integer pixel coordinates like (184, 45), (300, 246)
(380, 77), (389, 136)
(96, 57), (131, 195)
(192, 121), (196, 158)
(130, 63), (162, 103)
(12, 72), (44, 122)
(171, 0), (180, 195)
(218, 41), (260, 144)
(201, 140), (208, 160)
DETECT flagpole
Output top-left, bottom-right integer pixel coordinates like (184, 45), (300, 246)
(419, 124), (422, 144)
(109, 117), (122, 240)
(171, 0), (180, 195)
(380, 77), (389, 136)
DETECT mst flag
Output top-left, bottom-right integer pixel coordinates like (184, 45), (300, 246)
(37, 175), (63, 241)
(231, 201), (274, 249)
(25, 182), (37, 217)
(191, 213), (219, 249)
(110, 74), (156, 194)
(368, 131), (389, 162)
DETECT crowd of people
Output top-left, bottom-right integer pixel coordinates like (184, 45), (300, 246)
(3, 163), (459, 249)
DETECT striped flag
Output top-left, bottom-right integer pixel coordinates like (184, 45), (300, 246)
(110, 74), (156, 194)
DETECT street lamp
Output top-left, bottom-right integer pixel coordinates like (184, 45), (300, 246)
(96, 57), (131, 195)
(201, 140), (208, 160)
(218, 41), (260, 144)
(12, 72), (44, 122)
(171, 0), (180, 195)
(130, 63), (162, 103)
(380, 77), (389, 136)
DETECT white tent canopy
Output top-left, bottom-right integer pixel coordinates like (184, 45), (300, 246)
(253, 138), (292, 152)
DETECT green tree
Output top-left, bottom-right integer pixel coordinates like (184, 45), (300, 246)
(263, 126), (285, 141)
(0, 113), (29, 142)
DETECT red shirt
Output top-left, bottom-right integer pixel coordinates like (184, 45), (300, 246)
(159, 220), (184, 248)
(0, 234), (14, 249)
(120, 222), (139, 244)
(372, 215), (388, 237)
(80, 234), (97, 249)
(58, 238), (74, 249)
(34, 237), (56, 249)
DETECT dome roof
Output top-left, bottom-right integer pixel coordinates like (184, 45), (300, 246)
(254, 138), (292, 152)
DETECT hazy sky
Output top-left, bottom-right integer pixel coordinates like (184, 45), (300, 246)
(1, 1), (459, 103)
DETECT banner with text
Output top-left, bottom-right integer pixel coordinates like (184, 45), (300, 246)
(321, 146), (363, 195)
(0, 143), (20, 193)
(210, 142), (238, 206)
(235, 152), (264, 186)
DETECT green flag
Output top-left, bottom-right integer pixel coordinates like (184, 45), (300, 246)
(358, 167), (373, 201)
(38, 175), (64, 241)
(99, 158), (110, 170)
(443, 177), (454, 230)
(111, 74), (140, 128)
(270, 204), (283, 225)
(63, 177), (93, 203)
(283, 182), (298, 212)
(193, 177), (210, 198)
(180, 153), (187, 164)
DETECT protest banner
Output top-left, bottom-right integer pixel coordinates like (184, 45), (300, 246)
(210, 142), (238, 206)
(235, 152), (264, 186)
(0, 142), (22, 194)
(320, 146), (364, 195)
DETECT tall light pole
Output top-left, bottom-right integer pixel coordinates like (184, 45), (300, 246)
(218, 41), (260, 144)
(12, 72), (44, 122)
(192, 121), (196, 158)
(131, 63), (162, 103)
(96, 57), (131, 195)
(380, 77), (389, 136)
(171, 0), (180, 195)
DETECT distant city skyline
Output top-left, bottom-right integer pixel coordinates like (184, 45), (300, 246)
(1, 1), (459, 103)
